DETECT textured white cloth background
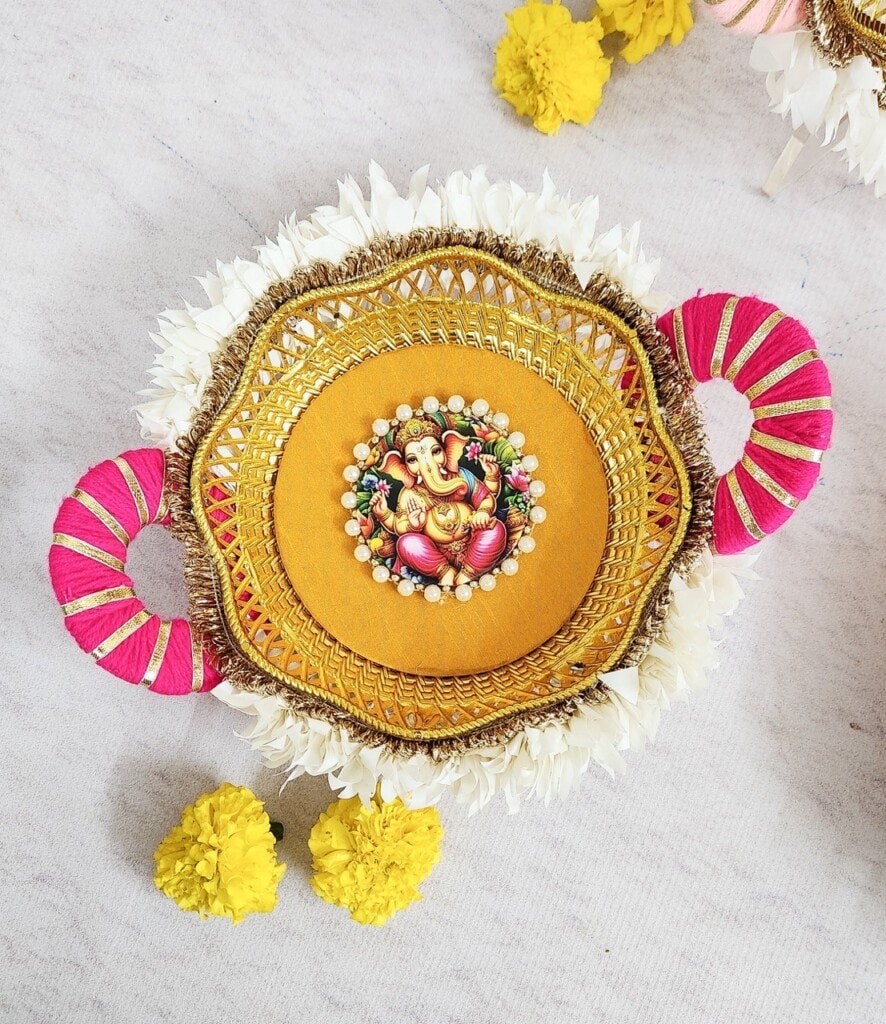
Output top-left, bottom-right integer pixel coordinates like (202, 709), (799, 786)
(1, 3), (884, 1023)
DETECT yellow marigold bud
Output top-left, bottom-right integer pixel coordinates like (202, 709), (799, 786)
(309, 791), (443, 926)
(494, 0), (612, 135)
(153, 783), (285, 924)
(595, 0), (694, 64)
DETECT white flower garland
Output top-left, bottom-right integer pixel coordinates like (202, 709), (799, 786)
(138, 164), (752, 811)
(215, 547), (758, 813)
(136, 165), (663, 447)
(751, 30), (886, 197)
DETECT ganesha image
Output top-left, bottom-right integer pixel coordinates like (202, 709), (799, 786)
(343, 400), (544, 597)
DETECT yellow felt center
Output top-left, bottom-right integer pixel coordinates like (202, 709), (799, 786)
(274, 345), (609, 676)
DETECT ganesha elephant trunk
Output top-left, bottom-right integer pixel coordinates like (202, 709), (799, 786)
(420, 460), (466, 497)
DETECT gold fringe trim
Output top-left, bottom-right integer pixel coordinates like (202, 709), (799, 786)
(165, 228), (716, 758)
(809, 0), (886, 110)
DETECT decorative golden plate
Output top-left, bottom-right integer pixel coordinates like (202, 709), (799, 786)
(179, 234), (708, 743)
(810, 0), (886, 69)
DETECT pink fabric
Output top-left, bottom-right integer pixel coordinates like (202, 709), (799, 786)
(657, 294), (832, 554)
(704, 0), (807, 34)
(49, 448), (221, 695)
(397, 519), (508, 579)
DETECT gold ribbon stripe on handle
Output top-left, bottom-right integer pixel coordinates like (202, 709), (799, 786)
(92, 609), (153, 661)
(114, 457), (150, 527)
(141, 620), (172, 688)
(62, 585), (136, 617)
(52, 533), (125, 573)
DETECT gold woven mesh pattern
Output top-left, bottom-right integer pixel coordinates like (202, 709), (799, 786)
(190, 247), (692, 740)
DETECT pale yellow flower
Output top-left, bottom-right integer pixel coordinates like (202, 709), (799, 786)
(596, 0), (694, 64)
(153, 783), (285, 924)
(494, 0), (612, 135)
(310, 792), (443, 926)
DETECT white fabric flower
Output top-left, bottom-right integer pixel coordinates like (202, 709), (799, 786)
(751, 31), (886, 197)
(213, 547), (758, 813)
(136, 164), (662, 446)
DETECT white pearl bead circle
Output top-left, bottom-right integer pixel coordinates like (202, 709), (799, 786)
(372, 564), (390, 583)
(521, 454), (539, 473)
(529, 506), (547, 524)
(422, 396), (440, 414)
(518, 535), (536, 553)
(395, 404), (413, 422)
(397, 578), (416, 597)
(508, 431), (525, 449)
(352, 442), (371, 462)
(447, 394), (465, 413)
(471, 398), (489, 417)
(479, 573), (497, 592)
(342, 464), (360, 483)
(344, 518), (361, 536)
(372, 419), (390, 437)
(424, 585), (442, 603)
(455, 583), (473, 602)
(340, 492), (357, 509)
(529, 480), (546, 498)
(354, 544), (371, 562)
(492, 412), (510, 431)
(501, 558), (519, 576)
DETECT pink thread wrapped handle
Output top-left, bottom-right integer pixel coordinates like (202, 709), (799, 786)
(49, 449), (221, 694)
(658, 294), (833, 554)
(702, 0), (807, 34)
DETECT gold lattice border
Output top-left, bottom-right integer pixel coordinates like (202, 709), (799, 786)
(168, 229), (715, 755)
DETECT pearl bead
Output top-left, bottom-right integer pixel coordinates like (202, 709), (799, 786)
(529, 480), (546, 498)
(447, 394), (465, 413)
(340, 492), (357, 509)
(397, 579), (416, 597)
(479, 573), (497, 592)
(396, 403), (413, 422)
(354, 544), (371, 562)
(372, 564), (390, 583)
(352, 442), (371, 461)
(529, 506), (547, 524)
(344, 519), (361, 536)
(455, 584), (473, 602)
(471, 398), (489, 417)
(518, 535), (536, 553)
(342, 464), (360, 483)
(492, 412), (510, 431)
(424, 584), (442, 603)
(521, 454), (539, 472)
(422, 396), (440, 414)
(501, 557), (519, 576)
(372, 418), (390, 437)
(508, 432), (525, 449)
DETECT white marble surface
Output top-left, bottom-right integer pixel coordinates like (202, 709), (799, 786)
(2, 3), (884, 1022)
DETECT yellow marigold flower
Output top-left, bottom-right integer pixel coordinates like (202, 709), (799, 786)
(153, 783), (286, 924)
(310, 791), (443, 926)
(494, 0), (611, 135)
(595, 0), (694, 64)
